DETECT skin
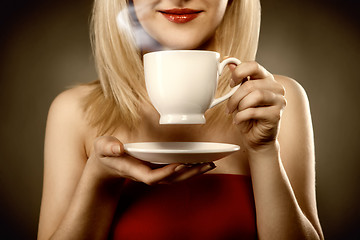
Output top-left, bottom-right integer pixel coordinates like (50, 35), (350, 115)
(132, 0), (227, 50)
(38, 0), (324, 239)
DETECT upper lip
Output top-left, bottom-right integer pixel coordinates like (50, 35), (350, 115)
(158, 8), (204, 15)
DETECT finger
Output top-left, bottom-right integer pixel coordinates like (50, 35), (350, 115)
(94, 136), (124, 158)
(230, 61), (272, 86)
(227, 80), (282, 113)
(162, 162), (216, 184)
(236, 90), (284, 112)
(174, 162), (216, 182)
(130, 163), (183, 185)
(233, 105), (283, 125)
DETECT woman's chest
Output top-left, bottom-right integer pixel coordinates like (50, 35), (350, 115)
(110, 174), (257, 240)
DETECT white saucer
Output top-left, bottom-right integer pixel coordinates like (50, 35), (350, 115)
(124, 142), (240, 164)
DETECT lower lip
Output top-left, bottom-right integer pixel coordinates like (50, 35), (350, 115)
(161, 13), (200, 24)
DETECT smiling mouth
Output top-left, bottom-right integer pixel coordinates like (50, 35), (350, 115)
(158, 8), (204, 24)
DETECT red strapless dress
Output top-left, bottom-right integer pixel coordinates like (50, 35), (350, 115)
(110, 174), (257, 240)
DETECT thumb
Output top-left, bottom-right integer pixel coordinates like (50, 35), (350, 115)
(228, 63), (237, 71)
(223, 56), (236, 71)
(94, 136), (124, 158)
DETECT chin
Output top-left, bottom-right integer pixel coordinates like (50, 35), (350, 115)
(157, 37), (212, 50)
(162, 43), (201, 50)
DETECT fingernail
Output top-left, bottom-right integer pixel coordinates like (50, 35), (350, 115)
(201, 162), (216, 173)
(228, 64), (236, 70)
(175, 164), (186, 172)
(112, 145), (121, 155)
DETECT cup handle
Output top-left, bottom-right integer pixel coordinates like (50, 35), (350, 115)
(209, 57), (242, 108)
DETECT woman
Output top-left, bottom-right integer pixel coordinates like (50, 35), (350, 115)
(38, 0), (324, 239)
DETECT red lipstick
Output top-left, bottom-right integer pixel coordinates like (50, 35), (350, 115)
(159, 8), (203, 24)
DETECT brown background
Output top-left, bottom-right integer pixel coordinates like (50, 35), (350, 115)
(0, 0), (359, 239)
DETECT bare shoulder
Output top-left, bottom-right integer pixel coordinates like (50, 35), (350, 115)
(274, 74), (309, 105)
(48, 84), (94, 126)
(274, 74), (314, 155)
(50, 84), (94, 113)
(46, 84), (97, 153)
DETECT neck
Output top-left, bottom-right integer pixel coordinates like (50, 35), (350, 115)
(196, 36), (217, 51)
(140, 36), (217, 56)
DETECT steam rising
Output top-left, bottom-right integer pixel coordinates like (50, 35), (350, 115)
(116, 5), (162, 51)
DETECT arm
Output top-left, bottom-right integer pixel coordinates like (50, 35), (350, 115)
(37, 87), (122, 240)
(227, 63), (323, 239)
(38, 87), (215, 240)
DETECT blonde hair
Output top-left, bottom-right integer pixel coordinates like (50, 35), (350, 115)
(84, 0), (261, 135)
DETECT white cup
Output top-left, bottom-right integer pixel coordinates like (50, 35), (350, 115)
(144, 50), (241, 124)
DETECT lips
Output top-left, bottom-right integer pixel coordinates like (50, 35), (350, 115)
(159, 8), (203, 24)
